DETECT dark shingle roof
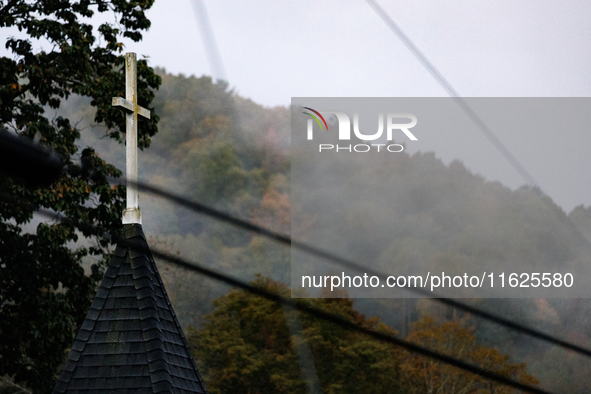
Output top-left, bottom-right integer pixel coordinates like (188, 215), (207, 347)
(53, 224), (208, 394)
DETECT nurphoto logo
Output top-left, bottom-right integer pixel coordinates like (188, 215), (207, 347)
(302, 107), (418, 153)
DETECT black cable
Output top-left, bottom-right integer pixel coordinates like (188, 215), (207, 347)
(363, 0), (539, 188)
(129, 180), (591, 359)
(0, 7), (578, 388)
(1, 142), (588, 362)
(362, 0), (591, 249)
(31, 207), (552, 394)
(146, 246), (551, 394)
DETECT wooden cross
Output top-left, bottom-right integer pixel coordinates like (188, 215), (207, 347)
(112, 52), (151, 224)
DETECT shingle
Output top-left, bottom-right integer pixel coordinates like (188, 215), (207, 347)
(80, 319), (96, 332)
(137, 297), (158, 311)
(112, 246), (126, 258)
(67, 379), (83, 390)
(152, 380), (173, 393)
(88, 331), (107, 343)
(113, 274), (135, 287)
(147, 348), (166, 363)
(93, 321), (109, 332)
(128, 341), (145, 354)
(129, 249), (151, 261)
(129, 364), (147, 376)
(100, 276), (116, 288)
(132, 266), (153, 281)
(127, 352), (148, 365)
(119, 262), (132, 275)
(73, 367), (89, 379)
(53, 224), (207, 394)
(110, 286), (137, 299)
(85, 308), (100, 321)
(94, 287), (110, 299)
(134, 276), (154, 290)
(54, 380), (68, 393)
(68, 351), (82, 363)
(89, 297), (106, 310)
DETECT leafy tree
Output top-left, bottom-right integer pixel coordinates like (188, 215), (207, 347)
(0, 1), (160, 392)
(400, 317), (538, 393)
(188, 278), (541, 394)
(186, 143), (249, 205)
(187, 276), (406, 394)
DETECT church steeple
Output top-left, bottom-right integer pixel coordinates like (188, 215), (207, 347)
(53, 225), (207, 393)
(53, 53), (208, 394)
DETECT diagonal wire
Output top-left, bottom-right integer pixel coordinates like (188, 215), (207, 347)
(185, 7), (322, 391)
(363, 0), (539, 188)
(190, 0), (227, 82)
(1, 136), (589, 361)
(125, 180), (591, 359)
(362, 0), (591, 248)
(179, 0), (591, 367)
(32, 207), (553, 394)
(147, 246), (552, 394)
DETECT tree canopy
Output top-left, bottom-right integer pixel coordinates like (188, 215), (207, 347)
(51, 68), (591, 392)
(188, 277), (404, 394)
(2, 14), (591, 389)
(188, 277), (538, 394)
(0, 1), (160, 392)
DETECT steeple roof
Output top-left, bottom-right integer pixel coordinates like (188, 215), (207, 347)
(53, 224), (207, 394)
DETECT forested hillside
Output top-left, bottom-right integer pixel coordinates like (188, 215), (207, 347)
(57, 69), (591, 393)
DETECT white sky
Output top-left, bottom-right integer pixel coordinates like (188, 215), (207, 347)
(1, 0), (591, 211)
(128, 0), (591, 106)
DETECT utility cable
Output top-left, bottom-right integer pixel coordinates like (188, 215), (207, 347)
(190, 0), (227, 82)
(363, 0), (539, 188)
(125, 180), (591, 359)
(32, 207), (554, 394)
(147, 245), (552, 394)
(362, 0), (591, 249)
(1, 146), (589, 362)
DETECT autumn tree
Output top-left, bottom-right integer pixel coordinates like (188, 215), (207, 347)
(0, 1), (160, 392)
(188, 277), (542, 394)
(187, 277), (405, 394)
(400, 317), (538, 394)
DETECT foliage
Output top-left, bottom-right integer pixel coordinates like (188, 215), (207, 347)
(0, 1), (160, 392)
(188, 277), (540, 394)
(188, 277), (405, 394)
(401, 317), (538, 393)
(53, 68), (591, 391)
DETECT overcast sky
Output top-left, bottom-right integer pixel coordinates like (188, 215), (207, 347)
(130, 0), (591, 105)
(2, 0), (591, 211)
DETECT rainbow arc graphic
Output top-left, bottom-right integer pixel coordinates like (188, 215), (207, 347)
(302, 107), (328, 131)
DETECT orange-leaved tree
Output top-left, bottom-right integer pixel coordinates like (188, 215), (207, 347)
(400, 317), (538, 394)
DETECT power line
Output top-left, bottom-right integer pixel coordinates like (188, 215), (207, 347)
(0, 14), (586, 381)
(8, 183), (591, 357)
(180, 0), (591, 367)
(363, 0), (539, 188)
(127, 180), (591, 360)
(190, 0), (227, 82)
(362, 0), (591, 250)
(32, 207), (553, 394)
(1, 129), (589, 362)
(147, 246), (552, 394)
